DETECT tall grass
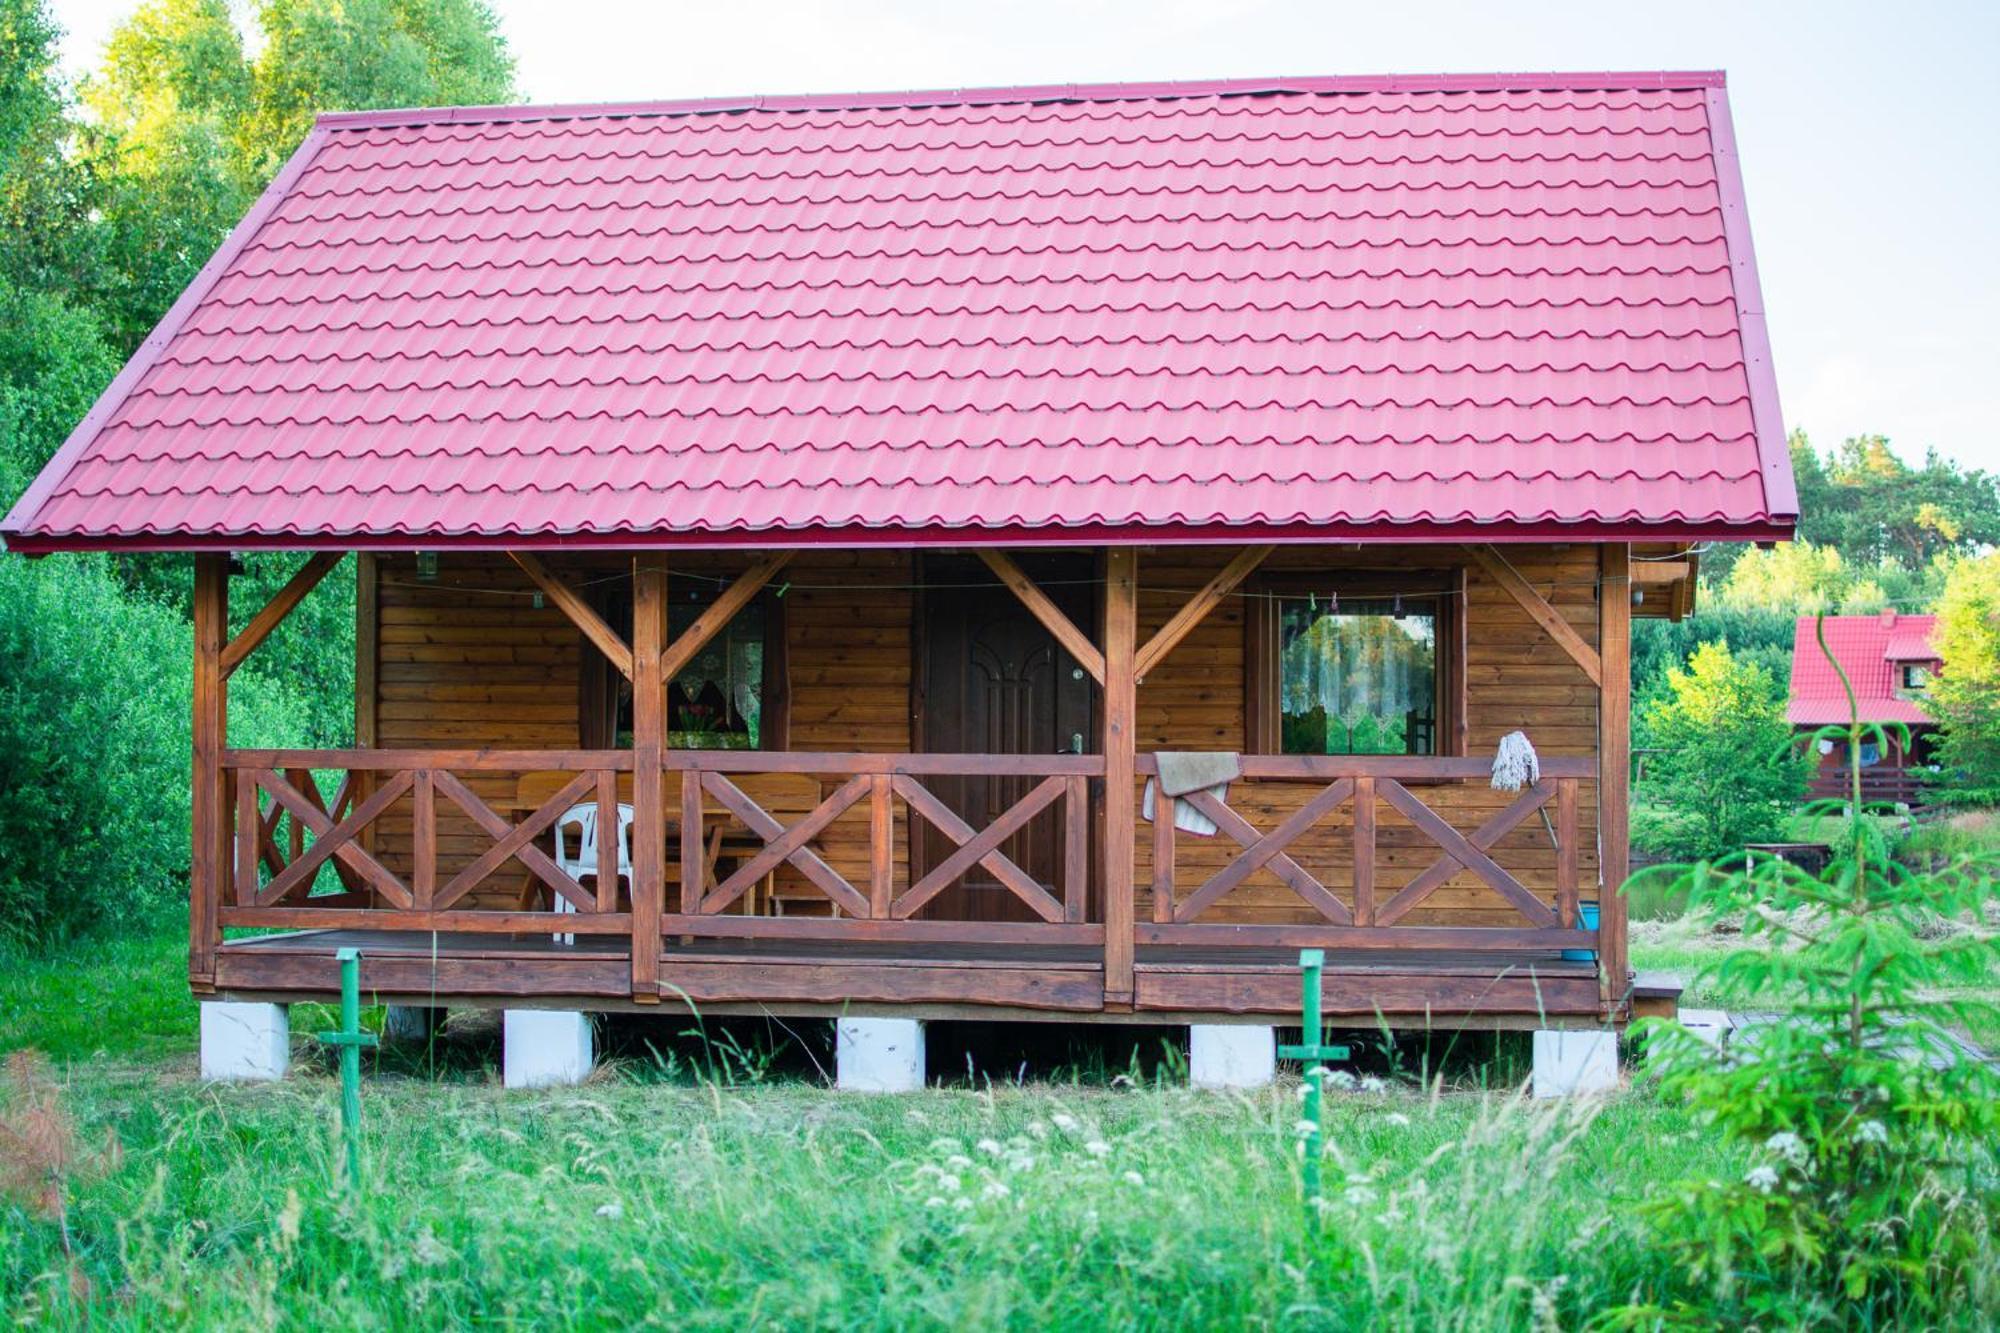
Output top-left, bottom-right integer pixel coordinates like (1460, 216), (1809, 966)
(1, 1067), (1747, 1330)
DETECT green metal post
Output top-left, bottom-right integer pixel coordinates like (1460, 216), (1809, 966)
(1277, 948), (1348, 1225)
(318, 947), (378, 1191)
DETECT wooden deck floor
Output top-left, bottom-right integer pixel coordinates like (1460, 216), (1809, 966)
(214, 929), (1605, 1027)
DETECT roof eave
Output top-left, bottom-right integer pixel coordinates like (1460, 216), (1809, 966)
(2, 515), (1799, 557)
(1704, 83), (1799, 526)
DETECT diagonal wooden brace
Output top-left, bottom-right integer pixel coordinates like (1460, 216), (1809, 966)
(892, 774), (1068, 922)
(701, 774), (871, 915)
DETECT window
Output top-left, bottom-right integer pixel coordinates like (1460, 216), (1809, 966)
(1900, 662), (1929, 691)
(580, 581), (787, 750)
(1249, 572), (1464, 756)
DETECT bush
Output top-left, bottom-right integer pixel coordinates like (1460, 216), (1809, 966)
(1633, 641), (1809, 861)
(0, 553), (303, 943)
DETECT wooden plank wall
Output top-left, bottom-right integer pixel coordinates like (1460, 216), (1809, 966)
(360, 544), (1601, 923)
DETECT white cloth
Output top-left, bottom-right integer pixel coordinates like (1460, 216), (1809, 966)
(1143, 751), (1243, 837)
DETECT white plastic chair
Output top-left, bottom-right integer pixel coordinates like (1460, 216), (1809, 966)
(550, 803), (634, 943)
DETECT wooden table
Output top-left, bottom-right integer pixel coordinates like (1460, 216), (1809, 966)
(499, 770), (825, 914)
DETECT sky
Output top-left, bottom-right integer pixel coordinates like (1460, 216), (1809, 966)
(50, 0), (2000, 473)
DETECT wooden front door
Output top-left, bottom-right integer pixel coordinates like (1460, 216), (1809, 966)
(917, 554), (1096, 921)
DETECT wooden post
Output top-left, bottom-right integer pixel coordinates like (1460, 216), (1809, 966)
(1101, 547), (1138, 1005)
(190, 553), (229, 988)
(1352, 777), (1376, 926)
(1597, 543), (1632, 1009)
(354, 553), (379, 863)
(630, 554), (667, 1001)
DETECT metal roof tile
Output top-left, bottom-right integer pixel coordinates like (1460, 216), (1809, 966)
(5, 72), (1793, 550)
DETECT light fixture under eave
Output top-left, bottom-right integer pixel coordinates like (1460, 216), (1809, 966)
(415, 551), (438, 581)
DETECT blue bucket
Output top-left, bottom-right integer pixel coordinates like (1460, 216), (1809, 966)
(1563, 901), (1599, 962)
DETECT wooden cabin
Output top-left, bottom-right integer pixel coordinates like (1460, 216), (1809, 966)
(1789, 613), (1941, 810)
(1, 73), (1795, 1056)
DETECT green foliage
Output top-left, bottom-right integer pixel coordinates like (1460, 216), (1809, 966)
(0, 274), (119, 495)
(0, 0), (99, 291)
(0, 0), (512, 942)
(1929, 552), (2000, 806)
(1791, 430), (2000, 571)
(0, 554), (304, 942)
(78, 0), (514, 351)
(1634, 641), (1807, 860)
(1628, 619), (2000, 1326)
(1632, 603), (1795, 743)
(245, 0), (514, 180)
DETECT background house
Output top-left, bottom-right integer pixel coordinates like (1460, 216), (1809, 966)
(1787, 612), (1939, 806)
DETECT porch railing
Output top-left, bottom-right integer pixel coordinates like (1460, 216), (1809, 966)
(213, 747), (1600, 985)
(222, 749), (637, 934)
(1137, 754), (1596, 954)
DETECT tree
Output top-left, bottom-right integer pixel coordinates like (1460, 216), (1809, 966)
(0, 0), (101, 294)
(1792, 430), (2000, 571)
(1715, 538), (1853, 614)
(1634, 641), (1808, 860)
(243, 0), (514, 181)
(1928, 552), (2000, 805)
(80, 0), (515, 353)
(80, 0), (255, 351)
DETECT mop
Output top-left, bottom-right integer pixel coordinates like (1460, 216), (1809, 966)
(1491, 730), (1560, 846)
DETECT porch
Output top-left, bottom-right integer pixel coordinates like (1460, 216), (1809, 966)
(190, 540), (1640, 1029)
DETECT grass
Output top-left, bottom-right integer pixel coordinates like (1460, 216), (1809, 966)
(1, 914), (1992, 1327)
(0, 932), (194, 1065)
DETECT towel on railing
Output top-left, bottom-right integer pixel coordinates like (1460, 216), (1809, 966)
(1142, 751), (1243, 837)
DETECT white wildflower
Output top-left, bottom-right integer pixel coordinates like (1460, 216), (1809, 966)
(1764, 1131), (1806, 1165)
(1855, 1120), (1889, 1145)
(1325, 1069), (1358, 1091)
(1084, 1139), (1111, 1157)
(1294, 1119), (1320, 1139)
(952, 1196), (974, 1211)
(1123, 1170), (1145, 1187)
(1051, 1113), (1079, 1133)
(976, 1138), (1004, 1156)
(594, 1201), (624, 1220)
(1358, 1075), (1386, 1094)
(1384, 1112), (1411, 1127)
(982, 1180), (1010, 1201)
(412, 1228), (449, 1267)
(923, 1196), (948, 1208)
(1343, 1185), (1378, 1206)
(946, 1154), (974, 1170)
(1744, 1165), (1780, 1193)
(937, 1173), (961, 1193)
(1026, 1120), (1050, 1140)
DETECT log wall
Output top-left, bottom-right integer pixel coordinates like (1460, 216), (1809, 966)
(361, 544), (1604, 923)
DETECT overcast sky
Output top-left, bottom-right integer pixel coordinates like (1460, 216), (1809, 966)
(51, 0), (2000, 472)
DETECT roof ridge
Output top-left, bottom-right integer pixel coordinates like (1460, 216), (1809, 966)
(314, 71), (1729, 132)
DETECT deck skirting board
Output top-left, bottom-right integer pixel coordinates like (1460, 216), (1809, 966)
(1133, 965), (1601, 1017)
(214, 950), (632, 999)
(657, 961), (1103, 1011)
(212, 931), (1604, 1021)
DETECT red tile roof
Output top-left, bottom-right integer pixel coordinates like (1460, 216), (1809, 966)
(1787, 614), (1938, 727)
(2, 72), (1797, 552)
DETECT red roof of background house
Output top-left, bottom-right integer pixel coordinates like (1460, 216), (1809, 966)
(2, 72), (1796, 553)
(1787, 613), (1939, 727)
